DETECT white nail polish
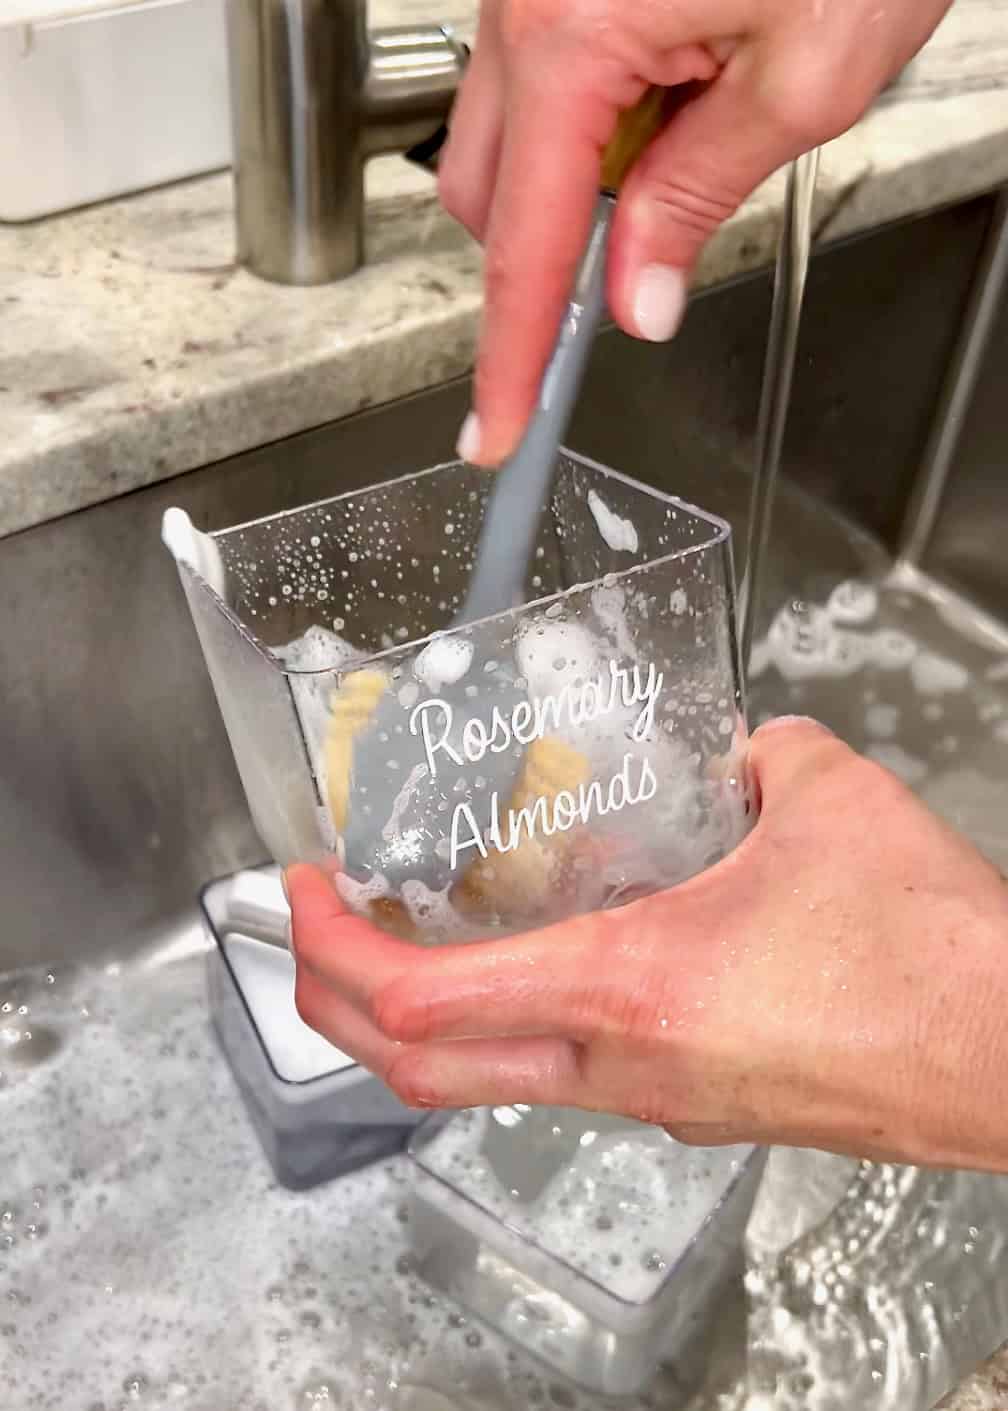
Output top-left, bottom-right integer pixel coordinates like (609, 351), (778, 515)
(455, 409), (481, 462)
(633, 265), (687, 342)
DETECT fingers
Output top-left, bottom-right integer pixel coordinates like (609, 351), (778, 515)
(438, 5), (506, 242)
(296, 960), (586, 1109)
(608, 54), (812, 338)
(286, 863), (606, 1042)
(460, 59), (618, 466)
(285, 863), (419, 1011)
(375, 913), (611, 1044)
(287, 857), (685, 1072)
(747, 716), (847, 815)
(288, 863), (668, 1050)
(385, 1034), (585, 1109)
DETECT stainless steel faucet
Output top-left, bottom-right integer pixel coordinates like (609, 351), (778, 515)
(226, 0), (467, 284)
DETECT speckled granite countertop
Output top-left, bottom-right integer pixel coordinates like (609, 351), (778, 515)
(1, 0), (1007, 539)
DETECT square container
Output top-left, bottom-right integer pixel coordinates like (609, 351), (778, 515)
(167, 451), (753, 943)
(200, 864), (422, 1190)
(408, 1108), (767, 1398)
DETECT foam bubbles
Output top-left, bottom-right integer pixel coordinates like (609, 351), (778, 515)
(515, 619), (599, 700)
(909, 651), (971, 697)
(826, 580), (879, 626)
(414, 636), (474, 692)
(864, 704), (900, 740)
(0, 956), (566, 1411)
(869, 629), (918, 672)
(277, 623), (359, 675)
(586, 490), (639, 554)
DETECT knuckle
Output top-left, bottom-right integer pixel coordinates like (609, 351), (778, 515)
(851, 752), (915, 805)
(643, 170), (741, 243)
(757, 67), (861, 151)
(497, 0), (571, 50)
(384, 1050), (442, 1110)
(593, 970), (670, 1038)
(370, 977), (424, 1043)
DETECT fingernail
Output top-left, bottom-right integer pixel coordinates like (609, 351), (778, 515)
(455, 409), (481, 463)
(632, 264), (687, 342)
(280, 868), (291, 903)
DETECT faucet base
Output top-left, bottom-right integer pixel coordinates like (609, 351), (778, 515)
(227, 2), (465, 285)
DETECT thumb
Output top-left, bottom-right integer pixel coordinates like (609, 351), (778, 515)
(747, 716), (847, 816)
(608, 58), (823, 340)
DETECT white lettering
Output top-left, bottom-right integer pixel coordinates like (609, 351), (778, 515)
(432, 656), (666, 867)
(461, 715), (488, 763)
(502, 793), (553, 852)
(511, 699), (536, 744)
(552, 789), (577, 832)
(447, 750), (661, 868)
(410, 700), (462, 776)
(607, 754), (631, 811)
(487, 707), (513, 755)
(578, 776), (606, 821)
(450, 801), (490, 871)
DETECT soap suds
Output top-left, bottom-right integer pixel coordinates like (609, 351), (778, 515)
(909, 650), (970, 697)
(414, 636), (474, 692)
(587, 490), (639, 553)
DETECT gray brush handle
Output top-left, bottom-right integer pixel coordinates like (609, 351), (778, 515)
(458, 194), (615, 627)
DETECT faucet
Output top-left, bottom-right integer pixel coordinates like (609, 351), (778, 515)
(226, 0), (467, 284)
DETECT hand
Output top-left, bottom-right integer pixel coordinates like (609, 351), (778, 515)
(440, 0), (952, 466)
(288, 717), (1008, 1172)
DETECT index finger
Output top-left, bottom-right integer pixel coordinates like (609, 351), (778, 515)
(466, 60), (615, 466)
(285, 862), (605, 1039)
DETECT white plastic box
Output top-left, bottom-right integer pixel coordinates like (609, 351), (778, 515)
(0, 0), (231, 222)
(200, 865), (423, 1190)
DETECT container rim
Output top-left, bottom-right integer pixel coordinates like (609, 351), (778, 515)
(198, 869), (363, 1091)
(194, 451), (735, 678)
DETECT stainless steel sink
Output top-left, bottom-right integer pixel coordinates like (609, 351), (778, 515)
(3, 191), (1008, 1411)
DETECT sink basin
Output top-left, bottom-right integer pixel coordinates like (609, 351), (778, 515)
(2, 193), (1008, 1410)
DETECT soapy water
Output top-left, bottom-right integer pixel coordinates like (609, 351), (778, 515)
(748, 571), (1008, 871)
(0, 956), (602, 1411)
(4, 952), (1008, 1411)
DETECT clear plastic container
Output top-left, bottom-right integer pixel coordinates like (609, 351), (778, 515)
(171, 452), (760, 1389)
(200, 866), (422, 1190)
(166, 451), (754, 942)
(408, 1109), (767, 1397)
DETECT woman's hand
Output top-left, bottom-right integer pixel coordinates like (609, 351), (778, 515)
(440, 0), (952, 466)
(287, 717), (1008, 1173)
